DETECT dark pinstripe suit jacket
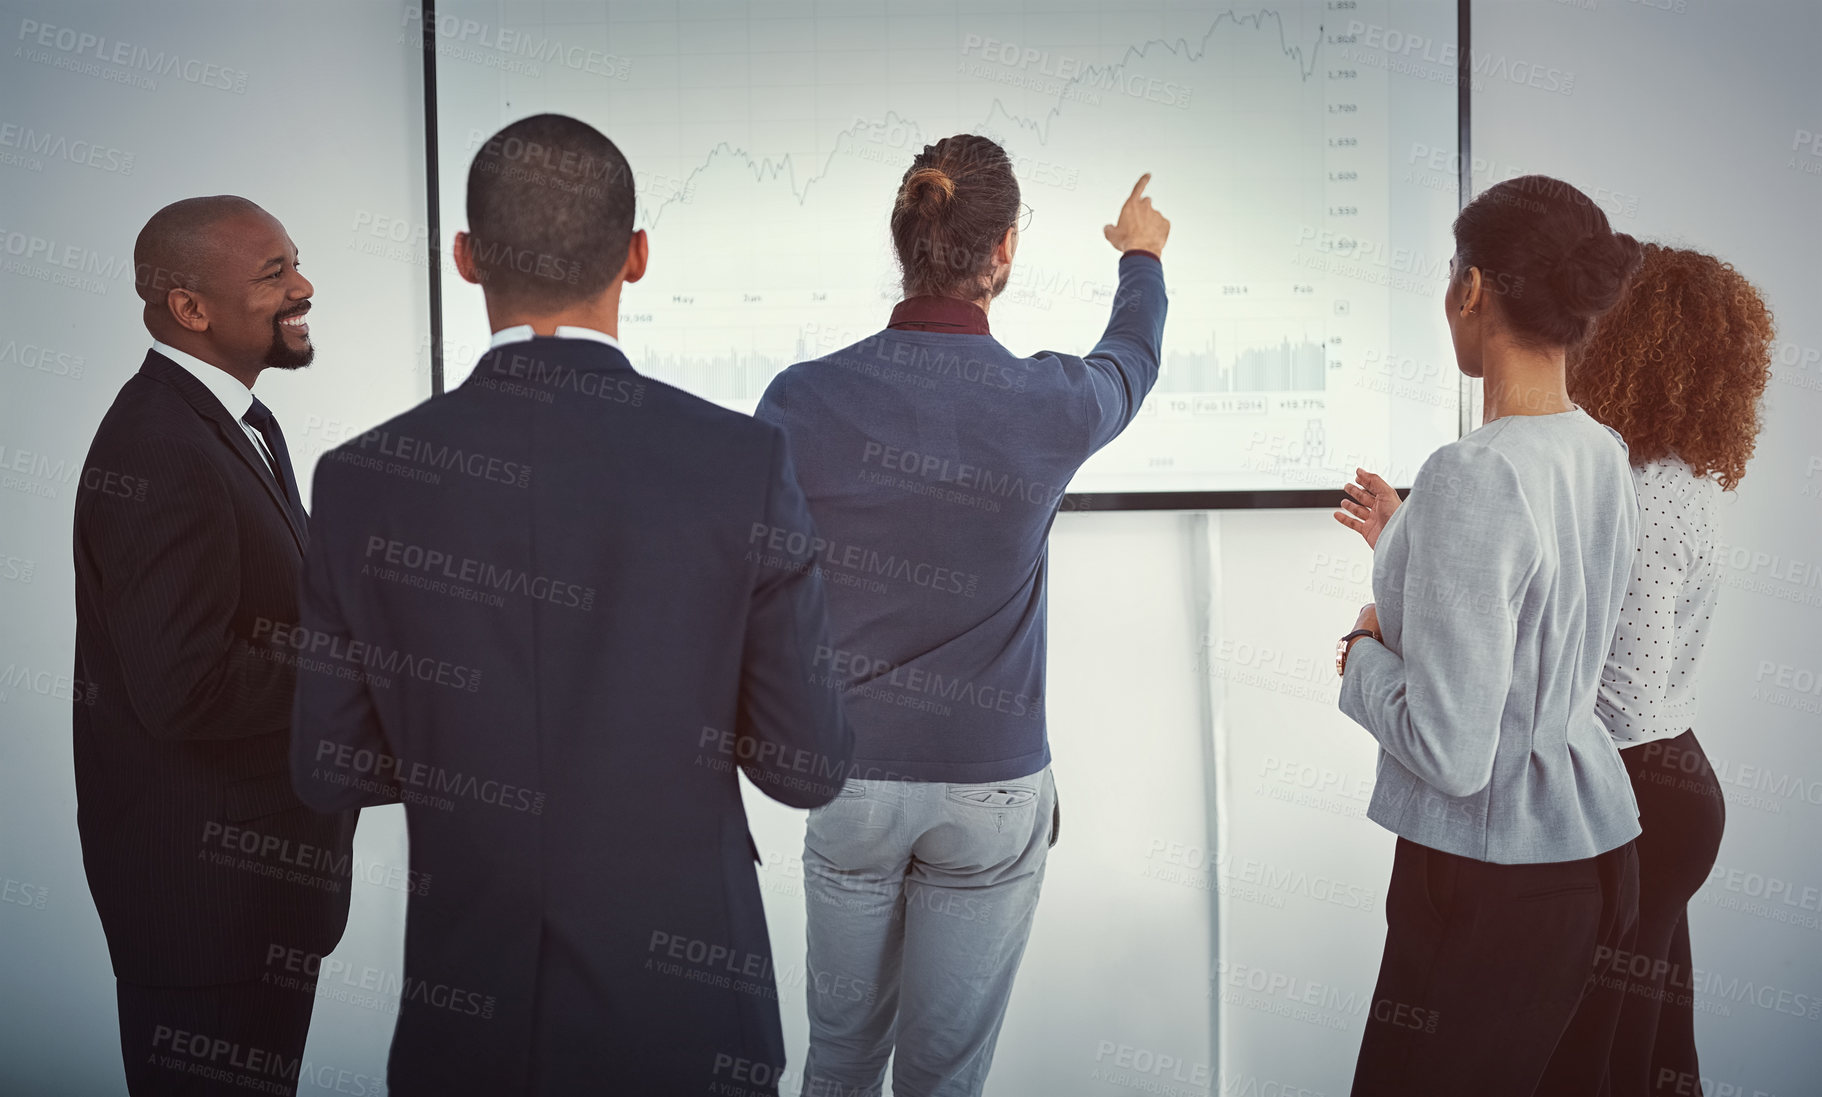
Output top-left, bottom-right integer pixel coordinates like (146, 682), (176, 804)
(72, 349), (356, 987)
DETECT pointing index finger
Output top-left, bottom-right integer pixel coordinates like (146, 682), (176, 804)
(1128, 173), (1152, 204)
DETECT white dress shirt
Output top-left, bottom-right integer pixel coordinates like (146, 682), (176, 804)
(488, 324), (622, 351)
(1596, 456), (1723, 747)
(151, 340), (276, 476)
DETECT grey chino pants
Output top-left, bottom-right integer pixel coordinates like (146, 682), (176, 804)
(799, 766), (1056, 1097)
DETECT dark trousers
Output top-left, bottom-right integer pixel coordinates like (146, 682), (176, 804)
(1351, 836), (1640, 1097)
(116, 978), (316, 1096)
(1543, 730), (1724, 1097)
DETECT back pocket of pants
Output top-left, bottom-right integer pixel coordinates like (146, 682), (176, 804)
(946, 784), (1037, 809)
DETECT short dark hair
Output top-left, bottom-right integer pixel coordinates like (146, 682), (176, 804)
(890, 135), (1020, 300)
(465, 114), (634, 309)
(1452, 174), (1643, 348)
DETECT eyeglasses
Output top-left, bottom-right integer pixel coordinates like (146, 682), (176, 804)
(1014, 203), (1034, 233)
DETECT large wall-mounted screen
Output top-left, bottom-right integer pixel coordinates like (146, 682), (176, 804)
(429, 1), (1463, 501)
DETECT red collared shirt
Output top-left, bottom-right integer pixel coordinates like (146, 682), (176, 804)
(886, 252), (1161, 334)
(886, 295), (992, 335)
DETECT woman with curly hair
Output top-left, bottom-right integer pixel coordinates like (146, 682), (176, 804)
(1553, 244), (1774, 1096)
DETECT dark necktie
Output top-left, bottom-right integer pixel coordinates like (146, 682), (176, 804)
(242, 397), (308, 534)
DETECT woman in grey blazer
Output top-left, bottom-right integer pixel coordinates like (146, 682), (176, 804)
(1333, 174), (1644, 1096)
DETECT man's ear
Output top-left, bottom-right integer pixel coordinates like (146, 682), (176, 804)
(997, 225), (1018, 266)
(452, 231), (483, 286)
(167, 286), (210, 334)
(621, 229), (649, 285)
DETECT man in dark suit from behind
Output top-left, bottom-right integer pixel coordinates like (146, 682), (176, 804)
(74, 196), (358, 1096)
(289, 113), (853, 1096)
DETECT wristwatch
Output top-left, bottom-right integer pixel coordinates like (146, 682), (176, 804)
(1336, 628), (1379, 677)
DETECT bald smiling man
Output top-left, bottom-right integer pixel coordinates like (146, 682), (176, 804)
(72, 196), (356, 1096)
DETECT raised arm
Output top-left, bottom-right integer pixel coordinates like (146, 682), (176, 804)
(1339, 444), (1542, 798)
(1074, 174), (1172, 454)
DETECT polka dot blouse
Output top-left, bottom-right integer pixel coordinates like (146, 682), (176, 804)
(1596, 456), (1721, 747)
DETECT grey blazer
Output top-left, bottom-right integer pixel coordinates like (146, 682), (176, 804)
(1339, 408), (1643, 864)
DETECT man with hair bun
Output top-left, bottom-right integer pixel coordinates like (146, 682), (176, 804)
(757, 135), (1170, 1096)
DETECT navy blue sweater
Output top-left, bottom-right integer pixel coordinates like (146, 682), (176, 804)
(754, 252), (1166, 782)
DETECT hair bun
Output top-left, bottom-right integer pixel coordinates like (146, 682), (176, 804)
(900, 166), (955, 214)
(1550, 229), (1644, 317)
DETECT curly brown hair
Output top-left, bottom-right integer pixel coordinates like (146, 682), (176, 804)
(1567, 243), (1773, 490)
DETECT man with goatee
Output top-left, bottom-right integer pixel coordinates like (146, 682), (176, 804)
(73, 196), (356, 1096)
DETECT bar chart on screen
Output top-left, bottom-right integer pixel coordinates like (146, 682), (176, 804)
(432, 1), (1462, 496)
